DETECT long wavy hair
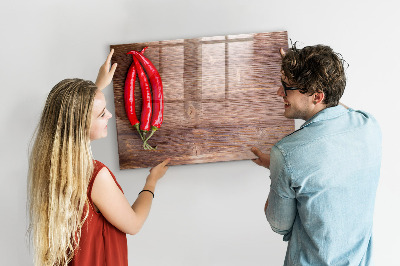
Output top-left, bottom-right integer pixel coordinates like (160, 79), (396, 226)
(28, 79), (98, 265)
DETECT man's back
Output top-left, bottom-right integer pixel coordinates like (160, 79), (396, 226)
(267, 105), (382, 265)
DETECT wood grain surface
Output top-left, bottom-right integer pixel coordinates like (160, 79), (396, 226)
(110, 31), (294, 169)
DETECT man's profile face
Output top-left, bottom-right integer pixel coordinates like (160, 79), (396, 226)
(277, 75), (314, 121)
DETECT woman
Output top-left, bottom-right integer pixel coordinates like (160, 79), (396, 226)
(27, 50), (170, 266)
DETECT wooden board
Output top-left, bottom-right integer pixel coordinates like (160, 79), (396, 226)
(110, 31), (294, 169)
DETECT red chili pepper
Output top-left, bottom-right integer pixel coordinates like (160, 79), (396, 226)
(124, 59), (140, 134)
(127, 47), (164, 145)
(132, 55), (152, 134)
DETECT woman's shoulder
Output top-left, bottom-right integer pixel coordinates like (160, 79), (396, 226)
(90, 160), (107, 188)
(91, 160), (123, 193)
(93, 159), (105, 170)
(93, 160), (116, 177)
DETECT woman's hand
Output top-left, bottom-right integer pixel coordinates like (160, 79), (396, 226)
(251, 147), (271, 169)
(146, 158), (171, 186)
(95, 49), (117, 90)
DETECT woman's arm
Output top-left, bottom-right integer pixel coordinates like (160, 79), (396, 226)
(91, 159), (170, 235)
(95, 49), (117, 90)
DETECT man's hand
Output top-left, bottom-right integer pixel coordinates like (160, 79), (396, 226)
(96, 49), (117, 90)
(251, 147), (271, 169)
(280, 47), (286, 58)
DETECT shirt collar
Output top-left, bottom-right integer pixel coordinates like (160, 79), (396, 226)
(300, 105), (349, 129)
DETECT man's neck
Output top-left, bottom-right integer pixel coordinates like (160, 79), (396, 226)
(304, 104), (327, 121)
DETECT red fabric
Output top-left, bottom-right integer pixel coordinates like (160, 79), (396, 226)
(69, 160), (128, 266)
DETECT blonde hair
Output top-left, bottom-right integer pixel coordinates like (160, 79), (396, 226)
(28, 79), (97, 265)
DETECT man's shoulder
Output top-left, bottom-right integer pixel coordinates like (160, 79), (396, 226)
(274, 107), (381, 156)
(273, 129), (310, 157)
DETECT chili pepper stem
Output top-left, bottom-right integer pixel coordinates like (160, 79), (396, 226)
(138, 131), (154, 150)
(143, 139), (155, 150)
(139, 131), (155, 150)
(141, 131), (147, 150)
(143, 127), (158, 142)
(134, 124), (151, 150)
(133, 124), (144, 140)
(142, 127), (158, 150)
(145, 143), (157, 150)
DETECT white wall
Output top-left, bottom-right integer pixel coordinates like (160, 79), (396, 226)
(1, 0), (399, 265)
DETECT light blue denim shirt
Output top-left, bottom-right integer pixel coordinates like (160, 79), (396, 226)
(266, 105), (382, 266)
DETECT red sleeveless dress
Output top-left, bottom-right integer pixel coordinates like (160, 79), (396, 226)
(69, 160), (128, 266)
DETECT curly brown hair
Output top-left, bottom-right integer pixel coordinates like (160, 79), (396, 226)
(281, 43), (347, 107)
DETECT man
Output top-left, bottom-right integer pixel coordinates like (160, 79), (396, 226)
(251, 44), (382, 265)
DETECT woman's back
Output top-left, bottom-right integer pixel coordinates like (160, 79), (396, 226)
(69, 160), (127, 266)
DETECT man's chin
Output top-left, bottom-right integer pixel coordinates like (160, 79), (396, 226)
(283, 111), (293, 119)
(284, 112), (299, 120)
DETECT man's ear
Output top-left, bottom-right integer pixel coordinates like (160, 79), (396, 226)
(280, 48), (286, 58)
(313, 92), (325, 104)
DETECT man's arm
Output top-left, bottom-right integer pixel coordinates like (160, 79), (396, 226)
(266, 189), (296, 238)
(250, 146), (296, 238)
(251, 147), (271, 214)
(265, 146), (297, 239)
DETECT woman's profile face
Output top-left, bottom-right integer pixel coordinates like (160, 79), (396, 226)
(90, 90), (112, 141)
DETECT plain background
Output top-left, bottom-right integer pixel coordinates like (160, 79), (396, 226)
(1, 0), (399, 265)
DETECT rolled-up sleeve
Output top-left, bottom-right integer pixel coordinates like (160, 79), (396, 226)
(266, 145), (297, 241)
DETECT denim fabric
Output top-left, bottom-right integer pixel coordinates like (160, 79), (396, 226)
(266, 105), (382, 266)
